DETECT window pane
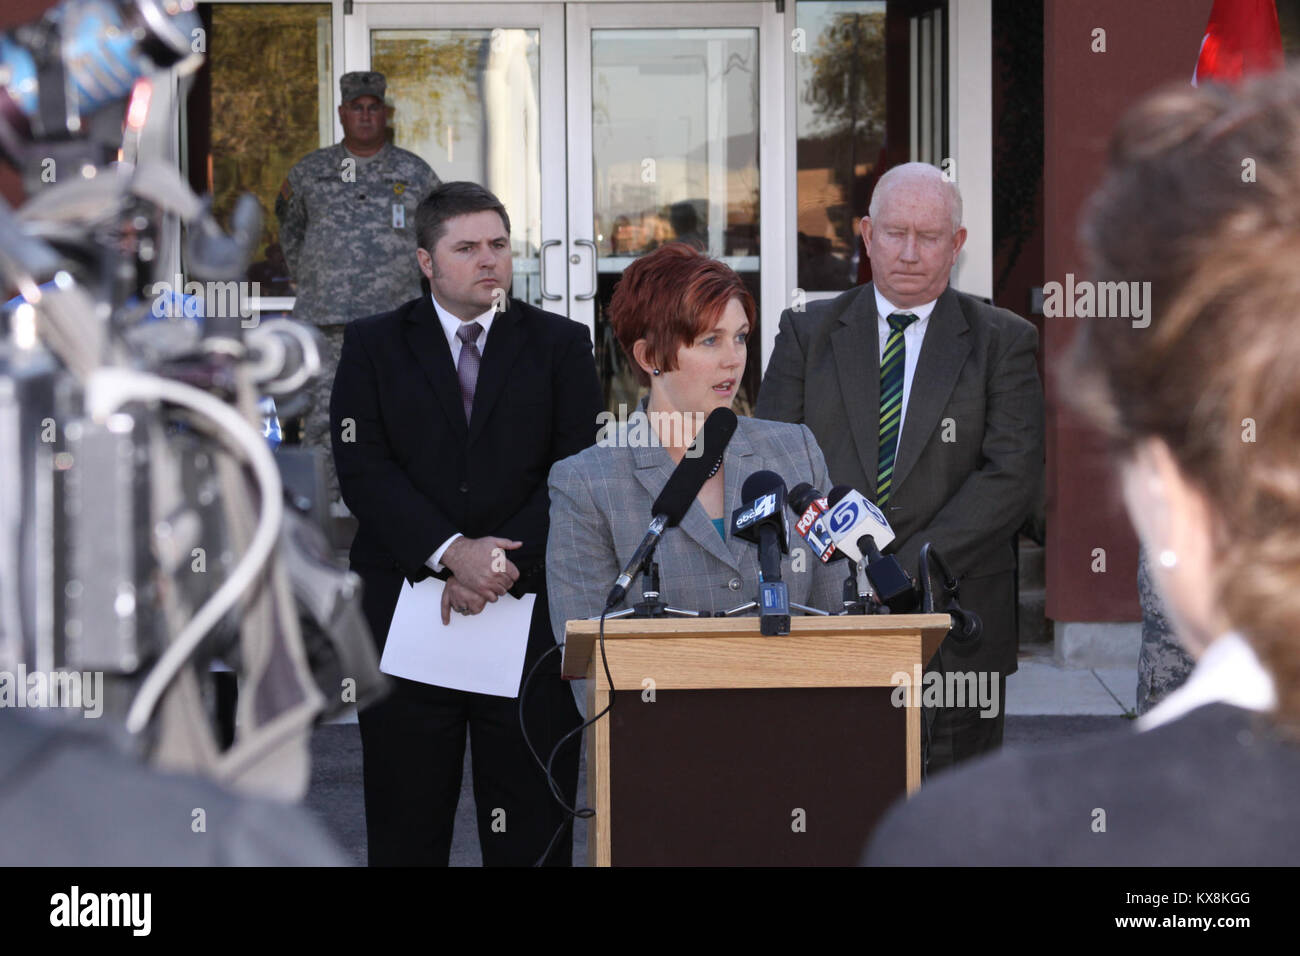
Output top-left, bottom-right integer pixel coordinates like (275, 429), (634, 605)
(370, 29), (541, 262)
(197, 3), (333, 297)
(795, 1), (887, 292)
(589, 28), (762, 414)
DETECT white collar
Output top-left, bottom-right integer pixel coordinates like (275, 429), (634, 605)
(874, 287), (938, 325)
(1137, 631), (1277, 731)
(431, 294), (496, 349)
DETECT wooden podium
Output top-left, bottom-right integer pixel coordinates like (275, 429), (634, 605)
(562, 613), (951, 866)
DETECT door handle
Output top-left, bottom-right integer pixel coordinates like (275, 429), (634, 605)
(538, 239), (561, 301)
(574, 239), (597, 301)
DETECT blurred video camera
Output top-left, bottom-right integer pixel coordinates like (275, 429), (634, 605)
(0, 0), (385, 799)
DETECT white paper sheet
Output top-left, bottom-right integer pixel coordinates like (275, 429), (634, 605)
(379, 577), (534, 698)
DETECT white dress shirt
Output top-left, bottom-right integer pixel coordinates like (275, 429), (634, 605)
(874, 287), (936, 442)
(1137, 631), (1277, 732)
(425, 295), (497, 573)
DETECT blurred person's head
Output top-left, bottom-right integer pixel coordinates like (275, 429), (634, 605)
(1068, 69), (1300, 732)
(610, 215), (632, 254)
(609, 243), (754, 438)
(860, 162), (966, 309)
(670, 201), (704, 248)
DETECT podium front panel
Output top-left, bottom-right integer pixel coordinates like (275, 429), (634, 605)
(606, 686), (904, 866)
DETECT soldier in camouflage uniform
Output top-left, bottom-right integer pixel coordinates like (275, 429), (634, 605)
(1135, 547), (1194, 714)
(275, 71), (440, 540)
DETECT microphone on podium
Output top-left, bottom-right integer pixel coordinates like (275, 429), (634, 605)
(732, 470), (791, 635)
(605, 407), (738, 611)
(825, 485), (915, 612)
(787, 482), (840, 564)
(821, 487), (985, 642)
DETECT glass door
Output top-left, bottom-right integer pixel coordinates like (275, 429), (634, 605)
(342, 2), (784, 412)
(566, 3), (782, 414)
(342, 4), (569, 308)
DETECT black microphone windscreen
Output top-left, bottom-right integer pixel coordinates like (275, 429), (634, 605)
(787, 482), (818, 514)
(741, 469), (785, 503)
(826, 484), (854, 507)
(651, 407), (738, 525)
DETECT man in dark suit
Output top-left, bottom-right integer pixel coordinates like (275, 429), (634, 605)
(755, 162), (1043, 773)
(330, 181), (603, 865)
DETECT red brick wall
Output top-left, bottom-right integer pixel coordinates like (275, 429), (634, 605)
(1043, 0), (1213, 621)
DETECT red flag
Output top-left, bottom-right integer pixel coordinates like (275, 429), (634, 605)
(1193, 0), (1283, 84)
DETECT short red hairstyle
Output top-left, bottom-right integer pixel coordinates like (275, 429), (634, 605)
(608, 243), (756, 387)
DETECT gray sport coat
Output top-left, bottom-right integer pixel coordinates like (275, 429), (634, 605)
(755, 283), (1044, 675)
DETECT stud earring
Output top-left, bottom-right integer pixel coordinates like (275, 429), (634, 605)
(652, 368), (661, 376)
(1159, 549), (1177, 568)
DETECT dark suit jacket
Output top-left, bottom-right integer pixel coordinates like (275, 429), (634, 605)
(329, 294), (603, 668)
(864, 703), (1300, 865)
(754, 283), (1044, 675)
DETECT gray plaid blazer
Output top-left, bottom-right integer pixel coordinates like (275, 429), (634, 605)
(547, 414), (845, 711)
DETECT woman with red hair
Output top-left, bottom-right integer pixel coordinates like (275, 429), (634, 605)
(546, 244), (843, 711)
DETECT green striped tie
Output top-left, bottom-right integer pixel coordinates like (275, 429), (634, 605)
(877, 312), (918, 506)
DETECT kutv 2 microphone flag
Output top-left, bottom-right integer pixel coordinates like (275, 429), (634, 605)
(1193, 0), (1283, 86)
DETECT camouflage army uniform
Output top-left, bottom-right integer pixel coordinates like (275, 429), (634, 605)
(1135, 547), (1194, 714)
(275, 141), (439, 531)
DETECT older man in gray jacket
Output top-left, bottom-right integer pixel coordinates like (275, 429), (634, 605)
(755, 163), (1044, 772)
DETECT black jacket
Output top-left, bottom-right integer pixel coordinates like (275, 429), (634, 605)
(330, 294), (603, 656)
(864, 703), (1300, 865)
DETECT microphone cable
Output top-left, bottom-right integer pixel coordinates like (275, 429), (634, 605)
(519, 408), (735, 863)
(915, 542), (983, 781)
(519, 604), (619, 867)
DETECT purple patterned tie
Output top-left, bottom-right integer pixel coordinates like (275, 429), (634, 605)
(456, 321), (483, 424)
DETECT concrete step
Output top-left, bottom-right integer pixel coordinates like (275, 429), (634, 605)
(1018, 538), (1044, 591)
(1018, 587), (1050, 645)
(1016, 538), (1048, 648)
(1054, 620), (1142, 669)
